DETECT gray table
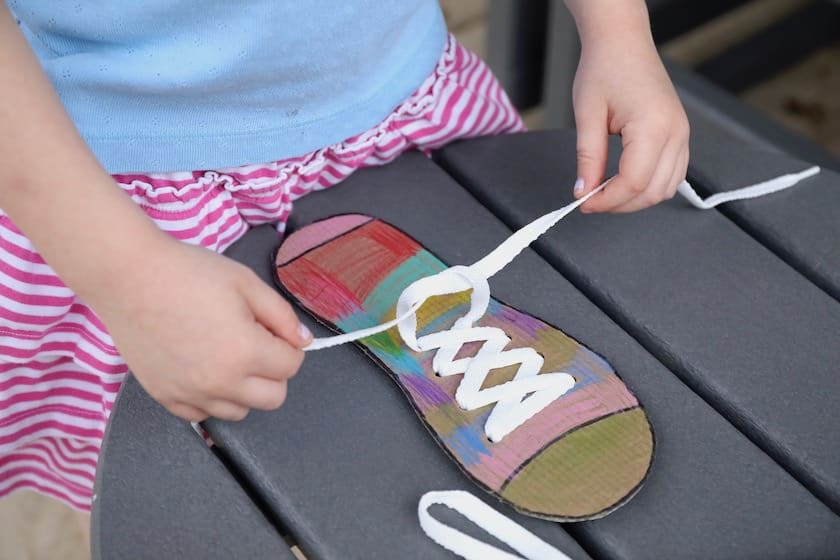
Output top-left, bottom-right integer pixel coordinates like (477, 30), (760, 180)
(93, 132), (840, 559)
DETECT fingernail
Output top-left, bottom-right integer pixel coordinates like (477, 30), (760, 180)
(573, 177), (584, 196)
(298, 323), (312, 341)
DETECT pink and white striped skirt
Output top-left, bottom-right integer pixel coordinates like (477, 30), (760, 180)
(0, 36), (523, 511)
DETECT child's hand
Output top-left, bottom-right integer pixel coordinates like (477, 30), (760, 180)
(96, 237), (311, 422)
(566, 0), (690, 213)
(1, 4), (309, 423)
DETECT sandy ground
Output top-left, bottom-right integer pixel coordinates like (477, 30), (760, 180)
(743, 41), (840, 156)
(1, 1), (838, 559)
(0, 492), (87, 560)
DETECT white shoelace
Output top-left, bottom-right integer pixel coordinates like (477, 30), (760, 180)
(177, 165), (820, 556)
(297, 167), (819, 559)
(419, 491), (572, 560)
(304, 166), (819, 443)
(410, 166), (820, 559)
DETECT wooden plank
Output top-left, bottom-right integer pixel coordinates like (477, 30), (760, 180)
(683, 105), (840, 302)
(648, 0), (752, 43)
(435, 130), (840, 517)
(206, 151), (840, 559)
(92, 374), (293, 560)
(695, 1), (840, 91)
(666, 59), (840, 171)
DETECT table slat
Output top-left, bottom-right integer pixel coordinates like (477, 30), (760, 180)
(436, 130), (840, 516)
(208, 151), (840, 560)
(684, 106), (840, 301)
(93, 375), (294, 560)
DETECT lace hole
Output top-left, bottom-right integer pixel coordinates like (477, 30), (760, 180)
(534, 351), (577, 383)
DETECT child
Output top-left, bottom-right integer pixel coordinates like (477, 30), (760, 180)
(0, 0), (688, 523)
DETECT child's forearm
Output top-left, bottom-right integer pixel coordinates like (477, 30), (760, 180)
(0, 6), (168, 307)
(563, 0), (653, 46)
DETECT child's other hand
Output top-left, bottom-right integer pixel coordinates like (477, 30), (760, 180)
(95, 237), (311, 422)
(2, 0), (310, 424)
(569, 9), (690, 213)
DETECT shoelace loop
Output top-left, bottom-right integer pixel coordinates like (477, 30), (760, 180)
(419, 490), (572, 560)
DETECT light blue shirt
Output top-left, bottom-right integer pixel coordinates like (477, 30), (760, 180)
(9, 1), (446, 172)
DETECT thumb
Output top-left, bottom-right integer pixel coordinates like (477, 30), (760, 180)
(242, 271), (312, 348)
(573, 101), (609, 199)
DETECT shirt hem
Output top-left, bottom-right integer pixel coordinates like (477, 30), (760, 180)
(90, 15), (448, 174)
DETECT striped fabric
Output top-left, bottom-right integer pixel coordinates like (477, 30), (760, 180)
(0, 35), (523, 512)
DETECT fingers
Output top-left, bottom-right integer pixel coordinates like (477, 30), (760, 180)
(173, 339), (297, 421)
(204, 400), (250, 422)
(672, 145), (689, 193)
(240, 268), (312, 348)
(581, 128), (662, 213)
(580, 113), (690, 214)
(168, 401), (209, 423)
(251, 324), (305, 382)
(610, 140), (682, 213)
(195, 377), (290, 421)
(230, 377), (289, 411)
(169, 314), (302, 422)
(179, 273), (304, 419)
(190, 362), (291, 421)
(573, 99), (609, 199)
